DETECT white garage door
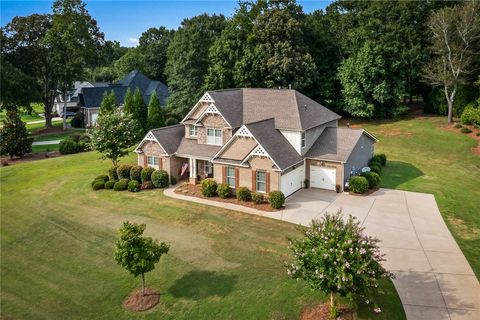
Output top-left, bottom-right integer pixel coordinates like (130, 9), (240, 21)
(281, 165), (304, 197)
(310, 166), (336, 190)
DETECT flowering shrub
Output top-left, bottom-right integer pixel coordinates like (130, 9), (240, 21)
(286, 211), (392, 318)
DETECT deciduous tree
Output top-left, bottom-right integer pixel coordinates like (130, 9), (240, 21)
(88, 109), (142, 165)
(139, 27), (174, 82)
(99, 90), (117, 114)
(114, 221), (170, 295)
(0, 111), (33, 158)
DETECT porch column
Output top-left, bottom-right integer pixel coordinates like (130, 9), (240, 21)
(189, 158), (197, 184)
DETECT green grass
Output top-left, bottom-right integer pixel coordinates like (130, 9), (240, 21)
(0, 103), (45, 122)
(0, 152), (404, 319)
(32, 129), (86, 142)
(26, 120), (63, 133)
(355, 116), (480, 277)
(31, 144), (60, 153)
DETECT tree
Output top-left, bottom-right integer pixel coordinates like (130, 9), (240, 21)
(338, 42), (395, 118)
(0, 111), (33, 158)
(287, 211), (392, 318)
(2, 14), (57, 127)
(114, 221), (170, 295)
(423, 2), (480, 124)
(112, 47), (146, 80)
(88, 109), (142, 165)
(0, 57), (37, 113)
(43, 0), (104, 130)
(99, 90), (117, 114)
(139, 27), (174, 82)
(165, 14), (226, 116)
(132, 88), (148, 132)
(147, 91), (164, 130)
(123, 88), (134, 114)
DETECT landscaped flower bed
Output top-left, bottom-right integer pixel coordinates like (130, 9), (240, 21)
(174, 183), (282, 212)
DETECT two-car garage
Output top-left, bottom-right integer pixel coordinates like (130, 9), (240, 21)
(280, 162), (339, 197)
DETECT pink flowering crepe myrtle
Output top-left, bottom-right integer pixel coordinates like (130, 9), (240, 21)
(286, 210), (394, 319)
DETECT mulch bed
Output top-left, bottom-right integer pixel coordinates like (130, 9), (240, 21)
(174, 183), (281, 212)
(123, 287), (160, 312)
(301, 303), (356, 320)
(1, 151), (62, 166)
(349, 186), (379, 197)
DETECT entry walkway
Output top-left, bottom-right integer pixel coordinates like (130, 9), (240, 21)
(164, 187), (480, 319)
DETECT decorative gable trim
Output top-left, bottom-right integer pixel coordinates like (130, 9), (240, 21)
(241, 145), (271, 165)
(211, 124), (252, 160)
(134, 130), (168, 155)
(194, 103), (232, 127)
(237, 126), (253, 137)
(181, 92), (216, 123)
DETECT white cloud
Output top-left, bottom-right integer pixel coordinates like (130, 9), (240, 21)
(127, 37), (139, 46)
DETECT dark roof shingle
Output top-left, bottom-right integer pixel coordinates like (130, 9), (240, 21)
(150, 124), (184, 155)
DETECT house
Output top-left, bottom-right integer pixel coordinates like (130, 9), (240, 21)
(134, 88), (377, 196)
(54, 70), (169, 126)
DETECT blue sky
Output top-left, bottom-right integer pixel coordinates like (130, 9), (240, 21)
(1, 0), (332, 47)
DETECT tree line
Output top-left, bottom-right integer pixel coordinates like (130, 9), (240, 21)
(1, 0), (479, 128)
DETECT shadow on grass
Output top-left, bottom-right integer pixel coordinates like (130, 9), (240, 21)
(168, 271), (237, 299)
(380, 161), (424, 189)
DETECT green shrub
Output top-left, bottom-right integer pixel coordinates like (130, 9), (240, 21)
(454, 123), (463, 129)
(461, 105), (480, 125)
(369, 164), (382, 174)
(59, 139), (80, 154)
(113, 179), (128, 191)
(95, 174), (109, 182)
(372, 154), (387, 166)
(236, 187), (251, 201)
(201, 178), (217, 197)
(460, 127), (472, 134)
(78, 141), (91, 151)
(151, 170), (169, 188)
(130, 165), (142, 182)
(252, 192), (264, 204)
(91, 178), (104, 188)
(368, 160), (382, 168)
(105, 179), (117, 189)
(349, 176), (369, 194)
(109, 165), (118, 180)
(216, 183), (230, 198)
(92, 181), (105, 190)
(268, 191), (285, 209)
(361, 171), (380, 188)
(116, 164), (132, 179)
(128, 180), (140, 192)
(170, 176), (177, 185)
(141, 167), (155, 182)
(140, 181), (154, 190)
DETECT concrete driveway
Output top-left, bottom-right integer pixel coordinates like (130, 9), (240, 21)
(263, 188), (480, 320)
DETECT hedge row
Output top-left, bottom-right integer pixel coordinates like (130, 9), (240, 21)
(349, 153), (387, 194)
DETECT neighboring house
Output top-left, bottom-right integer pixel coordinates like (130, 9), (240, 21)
(54, 70), (169, 126)
(134, 88), (377, 196)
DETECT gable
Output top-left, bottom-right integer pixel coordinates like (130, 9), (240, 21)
(201, 113), (228, 128)
(217, 136), (257, 161)
(189, 102), (210, 120)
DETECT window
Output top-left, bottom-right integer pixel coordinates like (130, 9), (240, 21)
(226, 166), (235, 188)
(301, 131), (306, 148)
(189, 125), (197, 137)
(147, 156), (159, 169)
(207, 128), (222, 145)
(204, 161), (213, 175)
(256, 170), (266, 193)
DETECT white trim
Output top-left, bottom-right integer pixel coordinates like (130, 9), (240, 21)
(194, 103), (232, 127)
(134, 130), (168, 155)
(181, 92), (215, 123)
(211, 125), (253, 160)
(206, 127), (223, 146)
(174, 153), (211, 161)
(210, 160), (250, 167)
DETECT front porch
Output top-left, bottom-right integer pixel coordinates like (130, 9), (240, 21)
(187, 157), (214, 184)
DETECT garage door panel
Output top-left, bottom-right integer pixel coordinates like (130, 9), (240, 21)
(311, 166), (336, 190)
(281, 165), (304, 197)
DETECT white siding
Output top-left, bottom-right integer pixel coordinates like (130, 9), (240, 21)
(280, 130), (302, 154)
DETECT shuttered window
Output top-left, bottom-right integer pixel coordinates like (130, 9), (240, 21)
(226, 166), (235, 188)
(256, 170), (266, 193)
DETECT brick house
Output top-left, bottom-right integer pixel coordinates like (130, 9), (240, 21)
(134, 88), (376, 196)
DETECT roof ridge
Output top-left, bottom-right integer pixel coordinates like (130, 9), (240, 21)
(151, 124), (183, 131)
(244, 117), (275, 126)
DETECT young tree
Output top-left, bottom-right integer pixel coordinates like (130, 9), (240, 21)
(132, 88), (148, 132)
(123, 88), (134, 114)
(287, 211), (392, 319)
(423, 2), (480, 124)
(147, 91), (164, 130)
(99, 90), (117, 114)
(88, 109), (142, 165)
(43, 0), (104, 130)
(114, 221), (170, 296)
(0, 111), (33, 158)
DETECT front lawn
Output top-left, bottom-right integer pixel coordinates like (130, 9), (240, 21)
(0, 152), (403, 319)
(352, 115), (480, 277)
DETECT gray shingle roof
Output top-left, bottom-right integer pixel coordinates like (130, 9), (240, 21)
(246, 118), (304, 170)
(150, 124), (184, 155)
(79, 86), (127, 108)
(205, 88), (341, 130)
(176, 138), (222, 158)
(306, 128), (372, 162)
